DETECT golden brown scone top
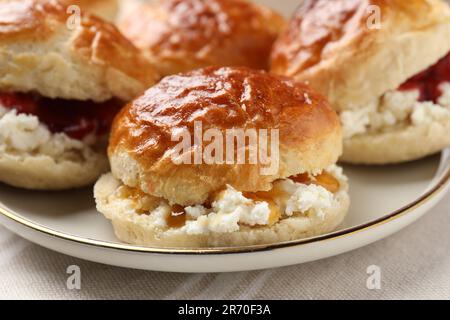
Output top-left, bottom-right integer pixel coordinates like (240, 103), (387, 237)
(272, 0), (450, 76)
(110, 66), (339, 163)
(271, 0), (368, 76)
(0, 0), (158, 101)
(58, 0), (118, 21)
(119, 0), (286, 76)
(109, 67), (342, 205)
(0, 0), (151, 84)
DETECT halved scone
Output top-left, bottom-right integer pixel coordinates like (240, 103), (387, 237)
(94, 67), (350, 247)
(0, 0), (159, 190)
(271, 0), (450, 164)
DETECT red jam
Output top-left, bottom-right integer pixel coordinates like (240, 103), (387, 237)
(398, 52), (450, 103)
(0, 92), (123, 140)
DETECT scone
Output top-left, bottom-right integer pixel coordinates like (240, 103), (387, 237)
(0, 0), (159, 190)
(94, 67), (350, 248)
(60, 0), (119, 22)
(271, 0), (450, 164)
(118, 0), (286, 76)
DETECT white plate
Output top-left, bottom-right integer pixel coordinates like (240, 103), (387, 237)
(1, 0), (450, 273)
(0, 150), (449, 273)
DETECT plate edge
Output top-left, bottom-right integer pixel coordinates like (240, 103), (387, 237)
(0, 155), (449, 255)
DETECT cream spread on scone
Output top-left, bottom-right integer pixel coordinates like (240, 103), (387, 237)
(0, 104), (99, 161)
(98, 165), (348, 235)
(341, 83), (450, 139)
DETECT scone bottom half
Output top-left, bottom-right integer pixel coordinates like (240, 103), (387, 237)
(0, 92), (123, 190)
(341, 51), (450, 164)
(94, 166), (350, 248)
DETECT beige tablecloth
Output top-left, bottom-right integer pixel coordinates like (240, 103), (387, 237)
(0, 193), (449, 300)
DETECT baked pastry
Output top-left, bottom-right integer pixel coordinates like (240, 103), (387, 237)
(271, 0), (450, 164)
(94, 67), (350, 248)
(0, 0), (159, 190)
(118, 0), (286, 76)
(60, 0), (119, 22)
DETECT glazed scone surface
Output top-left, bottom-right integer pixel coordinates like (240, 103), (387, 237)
(119, 0), (286, 75)
(0, 0), (159, 102)
(60, 0), (119, 22)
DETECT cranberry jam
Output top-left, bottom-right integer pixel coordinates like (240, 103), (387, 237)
(398, 52), (450, 103)
(0, 92), (123, 140)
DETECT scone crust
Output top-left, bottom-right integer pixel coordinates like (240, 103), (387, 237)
(94, 173), (350, 248)
(271, 0), (450, 112)
(0, 0), (158, 102)
(342, 117), (450, 164)
(109, 67), (343, 206)
(118, 0), (286, 76)
(0, 146), (108, 190)
(60, 0), (119, 22)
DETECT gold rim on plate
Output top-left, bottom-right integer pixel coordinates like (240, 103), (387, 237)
(0, 157), (449, 255)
